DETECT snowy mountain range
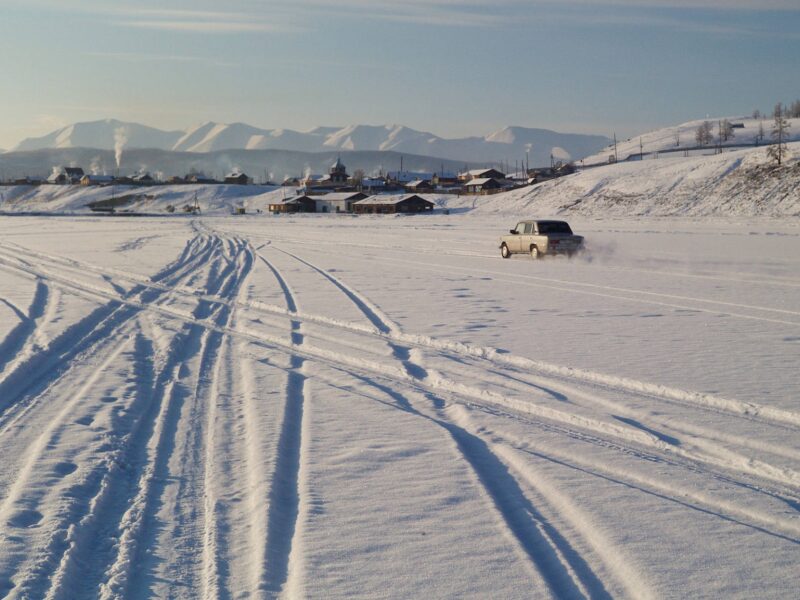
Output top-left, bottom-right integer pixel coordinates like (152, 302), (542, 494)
(10, 119), (611, 166)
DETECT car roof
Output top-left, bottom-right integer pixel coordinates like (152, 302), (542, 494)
(517, 219), (569, 225)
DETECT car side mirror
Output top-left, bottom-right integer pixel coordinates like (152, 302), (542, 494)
(510, 229), (517, 234)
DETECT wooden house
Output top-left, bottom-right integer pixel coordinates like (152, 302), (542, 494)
(431, 172), (459, 187)
(404, 179), (434, 193)
(458, 168), (505, 182)
(80, 175), (114, 186)
(224, 172), (252, 185)
(269, 195), (317, 214)
(353, 194), (434, 215)
(47, 166), (85, 184)
(314, 191), (368, 213)
(132, 172), (154, 185)
(462, 177), (503, 195)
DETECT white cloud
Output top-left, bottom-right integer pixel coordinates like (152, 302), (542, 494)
(119, 20), (295, 33)
(83, 51), (237, 68)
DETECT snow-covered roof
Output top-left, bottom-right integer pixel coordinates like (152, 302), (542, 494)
(387, 171), (434, 183)
(405, 180), (431, 187)
(467, 168), (504, 176)
(464, 178), (497, 186)
(355, 194), (430, 205)
(317, 192), (365, 201)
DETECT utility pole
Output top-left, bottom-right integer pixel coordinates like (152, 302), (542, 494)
(639, 137), (643, 160)
(613, 133), (618, 163)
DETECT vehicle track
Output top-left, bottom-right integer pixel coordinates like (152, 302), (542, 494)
(0, 233), (234, 598)
(258, 243), (628, 598)
(2, 237), (798, 494)
(6, 239), (797, 435)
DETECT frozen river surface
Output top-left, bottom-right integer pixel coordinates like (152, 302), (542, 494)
(0, 214), (798, 599)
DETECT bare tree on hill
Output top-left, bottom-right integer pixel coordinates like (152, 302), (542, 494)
(695, 121), (713, 146)
(767, 102), (791, 166)
(719, 119), (735, 142)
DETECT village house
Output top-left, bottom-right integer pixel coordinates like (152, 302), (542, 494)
(431, 172), (459, 187)
(11, 176), (44, 185)
(360, 176), (387, 192)
(314, 191), (368, 213)
(462, 177), (504, 195)
(132, 172), (154, 185)
(353, 194), (434, 215)
(224, 171), (252, 185)
(458, 168), (506, 182)
(47, 166), (85, 184)
(80, 174), (114, 186)
(186, 173), (218, 184)
(269, 195), (317, 214)
(386, 170), (434, 184)
(404, 179), (434, 193)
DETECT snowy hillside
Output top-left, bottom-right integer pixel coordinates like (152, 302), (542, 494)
(2, 141), (797, 218)
(0, 184), (290, 215)
(448, 142), (800, 217)
(583, 115), (799, 165)
(10, 119), (611, 165)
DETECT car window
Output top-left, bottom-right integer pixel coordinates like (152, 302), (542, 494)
(515, 223), (525, 233)
(538, 222), (572, 234)
(524, 223), (533, 234)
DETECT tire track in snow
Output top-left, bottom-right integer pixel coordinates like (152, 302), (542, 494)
(266, 245), (625, 598)
(342, 372), (617, 599)
(256, 250), (308, 598)
(344, 253), (800, 326)
(5, 247), (797, 493)
(0, 235), (216, 437)
(1, 332), (133, 600)
(245, 245), (800, 548)
(6, 237), (796, 434)
(137, 235), (252, 598)
(0, 235), (221, 598)
(0, 278), (49, 379)
(198, 239), (255, 599)
(271, 245), (429, 381)
(4, 233), (797, 501)
(468, 406), (800, 544)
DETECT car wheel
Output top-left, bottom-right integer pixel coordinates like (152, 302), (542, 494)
(530, 245), (539, 260)
(501, 244), (510, 258)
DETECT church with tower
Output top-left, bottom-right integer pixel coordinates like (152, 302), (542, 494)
(303, 156), (351, 191)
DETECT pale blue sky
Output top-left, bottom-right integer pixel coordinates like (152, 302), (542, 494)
(1, 0), (798, 148)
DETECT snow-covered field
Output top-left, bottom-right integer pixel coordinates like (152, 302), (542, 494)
(0, 213), (798, 599)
